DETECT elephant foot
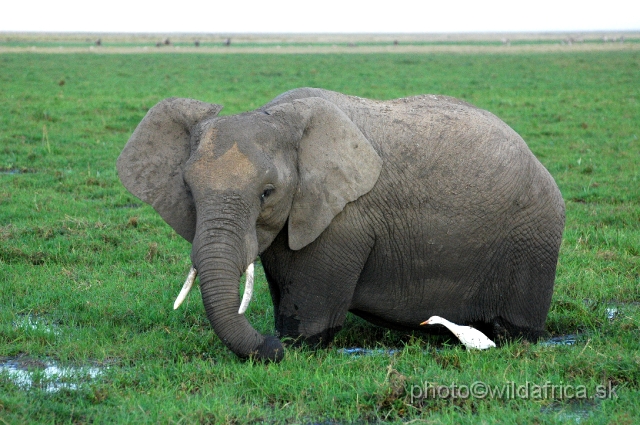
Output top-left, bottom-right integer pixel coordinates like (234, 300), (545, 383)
(471, 318), (548, 345)
(278, 326), (343, 349)
(275, 314), (343, 350)
(303, 326), (343, 348)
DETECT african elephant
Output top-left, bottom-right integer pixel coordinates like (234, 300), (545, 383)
(117, 88), (565, 362)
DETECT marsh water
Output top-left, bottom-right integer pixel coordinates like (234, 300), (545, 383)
(0, 359), (104, 393)
(0, 305), (622, 423)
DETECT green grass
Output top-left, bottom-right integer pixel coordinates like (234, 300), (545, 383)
(2, 33), (639, 49)
(4, 40), (639, 50)
(1, 50), (639, 424)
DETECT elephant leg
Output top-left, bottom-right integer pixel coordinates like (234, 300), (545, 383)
(497, 232), (561, 340)
(261, 225), (373, 347)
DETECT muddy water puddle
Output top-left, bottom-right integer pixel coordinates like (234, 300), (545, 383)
(541, 400), (600, 423)
(0, 357), (105, 393)
(2, 316), (106, 392)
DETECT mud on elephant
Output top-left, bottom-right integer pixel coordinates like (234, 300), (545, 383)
(117, 88), (565, 361)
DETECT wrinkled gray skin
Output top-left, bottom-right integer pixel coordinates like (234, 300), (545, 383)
(117, 88), (565, 362)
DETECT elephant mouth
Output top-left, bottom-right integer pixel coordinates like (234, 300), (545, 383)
(173, 262), (255, 314)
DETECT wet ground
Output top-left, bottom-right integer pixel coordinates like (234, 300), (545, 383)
(0, 358), (104, 393)
(1, 303), (631, 425)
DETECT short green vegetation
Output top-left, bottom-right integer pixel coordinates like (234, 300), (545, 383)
(1, 48), (638, 424)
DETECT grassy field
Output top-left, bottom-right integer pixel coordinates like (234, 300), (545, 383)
(1, 32), (639, 54)
(0, 45), (639, 424)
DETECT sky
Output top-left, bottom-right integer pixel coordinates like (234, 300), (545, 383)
(2, 0), (639, 34)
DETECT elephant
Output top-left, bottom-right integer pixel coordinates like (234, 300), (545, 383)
(117, 87), (565, 362)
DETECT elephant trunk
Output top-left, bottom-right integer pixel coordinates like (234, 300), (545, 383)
(191, 198), (284, 362)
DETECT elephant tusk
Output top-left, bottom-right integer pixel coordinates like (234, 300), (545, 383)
(173, 267), (197, 310)
(238, 263), (254, 314)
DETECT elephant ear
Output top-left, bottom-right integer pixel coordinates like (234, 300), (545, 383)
(273, 97), (382, 250)
(117, 98), (223, 242)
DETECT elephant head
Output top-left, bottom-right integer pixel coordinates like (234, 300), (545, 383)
(117, 96), (382, 361)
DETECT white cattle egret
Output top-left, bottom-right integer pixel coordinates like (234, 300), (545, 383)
(420, 316), (496, 350)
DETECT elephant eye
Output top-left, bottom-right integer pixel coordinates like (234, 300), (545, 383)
(261, 186), (275, 202)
